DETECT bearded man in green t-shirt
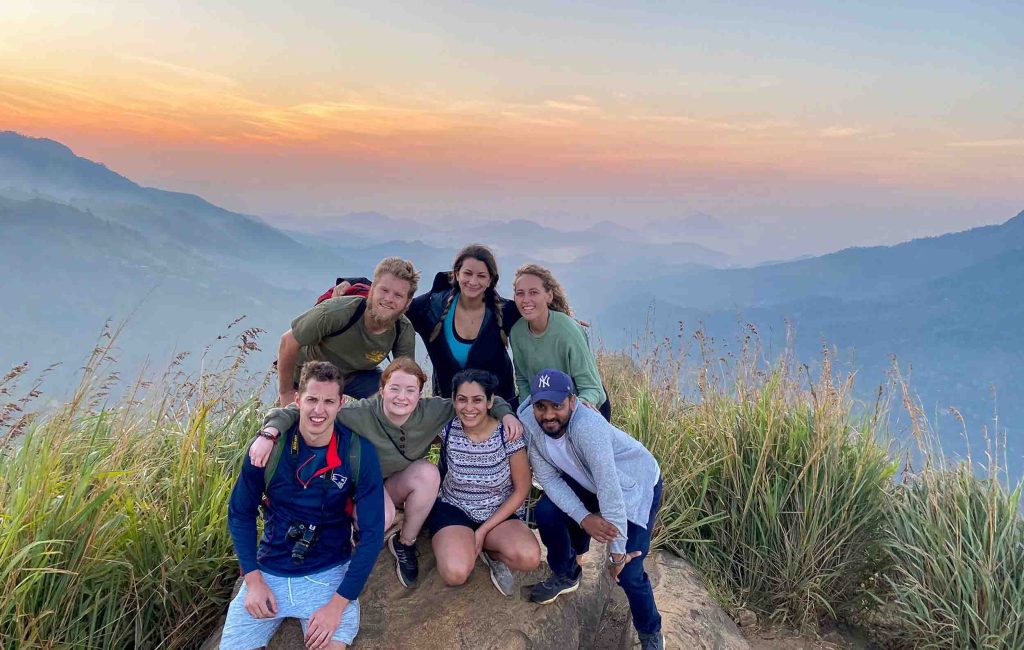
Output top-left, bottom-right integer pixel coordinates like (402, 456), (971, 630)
(277, 257), (420, 406)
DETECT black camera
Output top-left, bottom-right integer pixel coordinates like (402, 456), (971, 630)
(287, 523), (319, 564)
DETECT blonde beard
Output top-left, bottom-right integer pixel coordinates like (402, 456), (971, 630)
(366, 300), (402, 329)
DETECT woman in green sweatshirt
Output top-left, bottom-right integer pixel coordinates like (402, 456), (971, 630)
(248, 357), (523, 590)
(509, 264), (609, 419)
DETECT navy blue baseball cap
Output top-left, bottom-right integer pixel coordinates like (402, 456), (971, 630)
(530, 368), (576, 404)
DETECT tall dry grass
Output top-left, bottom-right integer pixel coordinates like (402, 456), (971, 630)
(0, 323), (268, 649)
(602, 328), (897, 628)
(4, 319), (1023, 648)
(873, 377), (1024, 649)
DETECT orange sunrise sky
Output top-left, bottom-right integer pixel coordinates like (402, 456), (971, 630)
(2, 1), (1022, 247)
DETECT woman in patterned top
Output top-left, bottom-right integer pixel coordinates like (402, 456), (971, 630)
(426, 369), (540, 596)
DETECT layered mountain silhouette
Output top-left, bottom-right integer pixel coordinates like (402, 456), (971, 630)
(1, 131), (1020, 474)
(593, 211), (1024, 469)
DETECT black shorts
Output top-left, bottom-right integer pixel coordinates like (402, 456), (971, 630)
(426, 499), (520, 535)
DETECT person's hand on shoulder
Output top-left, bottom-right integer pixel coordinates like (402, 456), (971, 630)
(501, 414), (524, 442)
(332, 280), (352, 298)
(249, 428), (279, 467)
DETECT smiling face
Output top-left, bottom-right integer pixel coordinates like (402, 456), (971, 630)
(367, 272), (413, 324)
(454, 380), (494, 430)
(513, 272), (552, 324)
(380, 369), (422, 421)
(297, 379), (343, 439)
(532, 395), (576, 438)
(456, 257), (493, 301)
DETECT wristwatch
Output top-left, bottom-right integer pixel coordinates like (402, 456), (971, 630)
(607, 554), (626, 567)
(257, 429), (279, 442)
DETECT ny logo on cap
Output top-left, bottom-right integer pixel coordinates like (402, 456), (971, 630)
(538, 375), (551, 388)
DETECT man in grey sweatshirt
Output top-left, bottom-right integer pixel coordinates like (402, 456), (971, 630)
(518, 369), (664, 650)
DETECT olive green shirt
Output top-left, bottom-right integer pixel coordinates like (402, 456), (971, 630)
(264, 395), (515, 478)
(290, 296), (416, 383)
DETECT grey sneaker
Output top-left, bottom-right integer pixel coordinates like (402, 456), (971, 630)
(480, 551), (515, 597)
(638, 631), (665, 650)
(528, 566), (581, 604)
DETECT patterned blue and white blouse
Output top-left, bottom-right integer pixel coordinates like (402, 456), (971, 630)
(439, 418), (527, 523)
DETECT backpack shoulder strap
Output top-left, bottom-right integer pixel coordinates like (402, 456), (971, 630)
(263, 432), (288, 491)
(326, 298), (367, 339)
(346, 430), (361, 491)
(438, 420), (455, 479)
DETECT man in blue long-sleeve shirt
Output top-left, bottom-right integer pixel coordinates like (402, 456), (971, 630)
(223, 361), (385, 650)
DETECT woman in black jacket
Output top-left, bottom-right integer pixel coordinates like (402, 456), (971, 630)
(335, 244), (520, 406)
(407, 244), (520, 407)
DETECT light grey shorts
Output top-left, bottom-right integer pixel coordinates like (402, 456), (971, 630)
(220, 562), (360, 650)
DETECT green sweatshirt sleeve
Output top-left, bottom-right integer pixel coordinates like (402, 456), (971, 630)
(415, 395), (515, 437)
(264, 403), (300, 432)
(263, 398), (382, 433)
(562, 323), (606, 408)
(417, 397), (456, 435)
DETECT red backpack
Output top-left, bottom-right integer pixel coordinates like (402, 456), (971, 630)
(316, 279), (371, 305)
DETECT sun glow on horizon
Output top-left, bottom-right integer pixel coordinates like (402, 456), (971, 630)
(2, 1), (1021, 223)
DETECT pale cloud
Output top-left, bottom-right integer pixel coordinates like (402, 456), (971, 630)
(627, 113), (792, 132)
(947, 138), (1024, 148)
(122, 55), (239, 87)
(819, 126), (869, 138)
(544, 100), (598, 112)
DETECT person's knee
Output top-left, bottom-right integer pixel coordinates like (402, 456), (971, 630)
(411, 460), (440, 491)
(521, 542), (542, 570)
(505, 542), (541, 572)
(438, 559), (473, 586)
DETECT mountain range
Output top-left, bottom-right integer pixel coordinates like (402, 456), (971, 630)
(1, 131), (1020, 475)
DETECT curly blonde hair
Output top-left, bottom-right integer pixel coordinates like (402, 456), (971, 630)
(373, 257), (420, 297)
(513, 264), (573, 317)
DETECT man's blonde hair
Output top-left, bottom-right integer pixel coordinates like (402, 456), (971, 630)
(373, 257), (420, 297)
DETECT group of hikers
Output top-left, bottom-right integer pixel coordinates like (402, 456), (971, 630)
(222, 246), (666, 650)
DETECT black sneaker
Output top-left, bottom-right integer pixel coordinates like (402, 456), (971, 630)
(387, 532), (419, 588)
(528, 567), (581, 604)
(637, 631), (665, 650)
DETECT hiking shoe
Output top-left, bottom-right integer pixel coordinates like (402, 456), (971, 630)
(387, 532), (419, 588)
(480, 551), (515, 597)
(638, 631), (665, 650)
(528, 567), (581, 604)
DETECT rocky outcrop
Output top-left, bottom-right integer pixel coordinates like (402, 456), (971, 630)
(203, 537), (747, 649)
(203, 533), (613, 650)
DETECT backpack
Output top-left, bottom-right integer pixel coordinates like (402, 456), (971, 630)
(263, 424), (362, 517)
(316, 279), (371, 305)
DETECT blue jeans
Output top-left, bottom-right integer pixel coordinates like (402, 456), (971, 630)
(534, 474), (663, 635)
